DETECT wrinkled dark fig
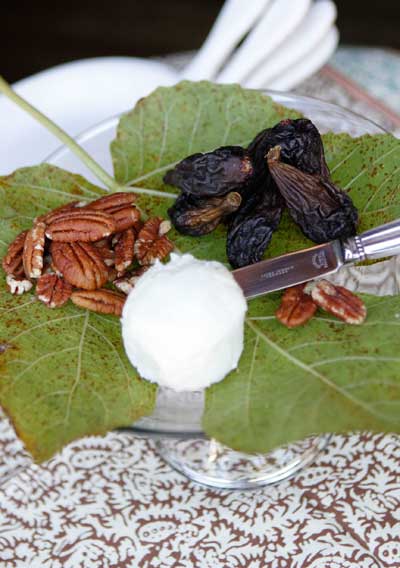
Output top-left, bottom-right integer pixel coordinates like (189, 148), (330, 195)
(267, 146), (358, 243)
(226, 184), (284, 268)
(164, 146), (254, 197)
(168, 191), (242, 236)
(248, 118), (330, 182)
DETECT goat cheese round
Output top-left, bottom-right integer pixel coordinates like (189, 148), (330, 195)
(121, 253), (247, 391)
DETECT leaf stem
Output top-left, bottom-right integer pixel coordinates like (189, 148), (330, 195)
(0, 76), (123, 192)
(0, 76), (178, 201)
(121, 186), (179, 199)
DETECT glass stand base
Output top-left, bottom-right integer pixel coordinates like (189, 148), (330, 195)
(155, 435), (332, 490)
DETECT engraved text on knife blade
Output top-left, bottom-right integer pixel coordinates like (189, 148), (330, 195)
(260, 265), (295, 280)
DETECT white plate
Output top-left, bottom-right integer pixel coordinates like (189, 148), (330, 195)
(0, 57), (176, 175)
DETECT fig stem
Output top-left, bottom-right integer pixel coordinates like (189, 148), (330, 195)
(0, 76), (178, 201)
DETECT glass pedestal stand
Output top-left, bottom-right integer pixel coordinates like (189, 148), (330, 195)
(126, 387), (331, 489)
(155, 435), (331, 490)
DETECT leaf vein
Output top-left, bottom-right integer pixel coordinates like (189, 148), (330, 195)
(362, 164), (400, 212)
(310, 355), (400, 368)
(8, 314), (85, 343)
(343, 144), (399, 190)
(87, 323), (135, 410)
(246, 318), (387, 421)
(330, 144), (360, 174)
(63, 312), (89, 428)
(244, 335), (259, 434)
(0, 298), (36, 314)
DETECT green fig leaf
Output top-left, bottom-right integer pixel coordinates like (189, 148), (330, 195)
(204, 293), (400, 454)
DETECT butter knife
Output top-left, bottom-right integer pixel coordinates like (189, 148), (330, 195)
(232, 219), (400, 299)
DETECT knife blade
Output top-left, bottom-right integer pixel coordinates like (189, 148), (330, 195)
(232, 240), (344, 299)
(232, 218), (400, 299)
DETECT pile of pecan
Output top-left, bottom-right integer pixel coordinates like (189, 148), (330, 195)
(2, 193), (174, 316)
(276, 280), (367, 328)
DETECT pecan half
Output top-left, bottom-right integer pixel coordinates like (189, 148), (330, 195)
(89, 192), (136, 211)
(6, 274), (33, 295)
(51, 241), (109, 290)
(23, 221), (46, 278)
(39, 201), (84, 224)
(111, 205), (141, 233)
(134, 217), (174, 265)
(93, 239), (115, 267)
(114, 266), (149, 295)
(36, 273), (72, 308)
(71, 289), (125, 316)
(107, 267), (118, 282)
(276, 284), (317, 328)
(132, 219), (144, 234)
(308, 279), (367, 325)
(113, 228), (135, 274)
(86, 193), (140, 232)
(45, 209), (116, 242)
(2, 230), (28, 276)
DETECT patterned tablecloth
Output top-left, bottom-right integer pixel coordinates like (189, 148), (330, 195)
(1, 47), (400, 568)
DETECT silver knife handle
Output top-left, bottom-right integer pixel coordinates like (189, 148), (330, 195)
(343, 219), (400, 263)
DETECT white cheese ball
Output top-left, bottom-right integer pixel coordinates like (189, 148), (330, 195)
(121, 253), (247, 391)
